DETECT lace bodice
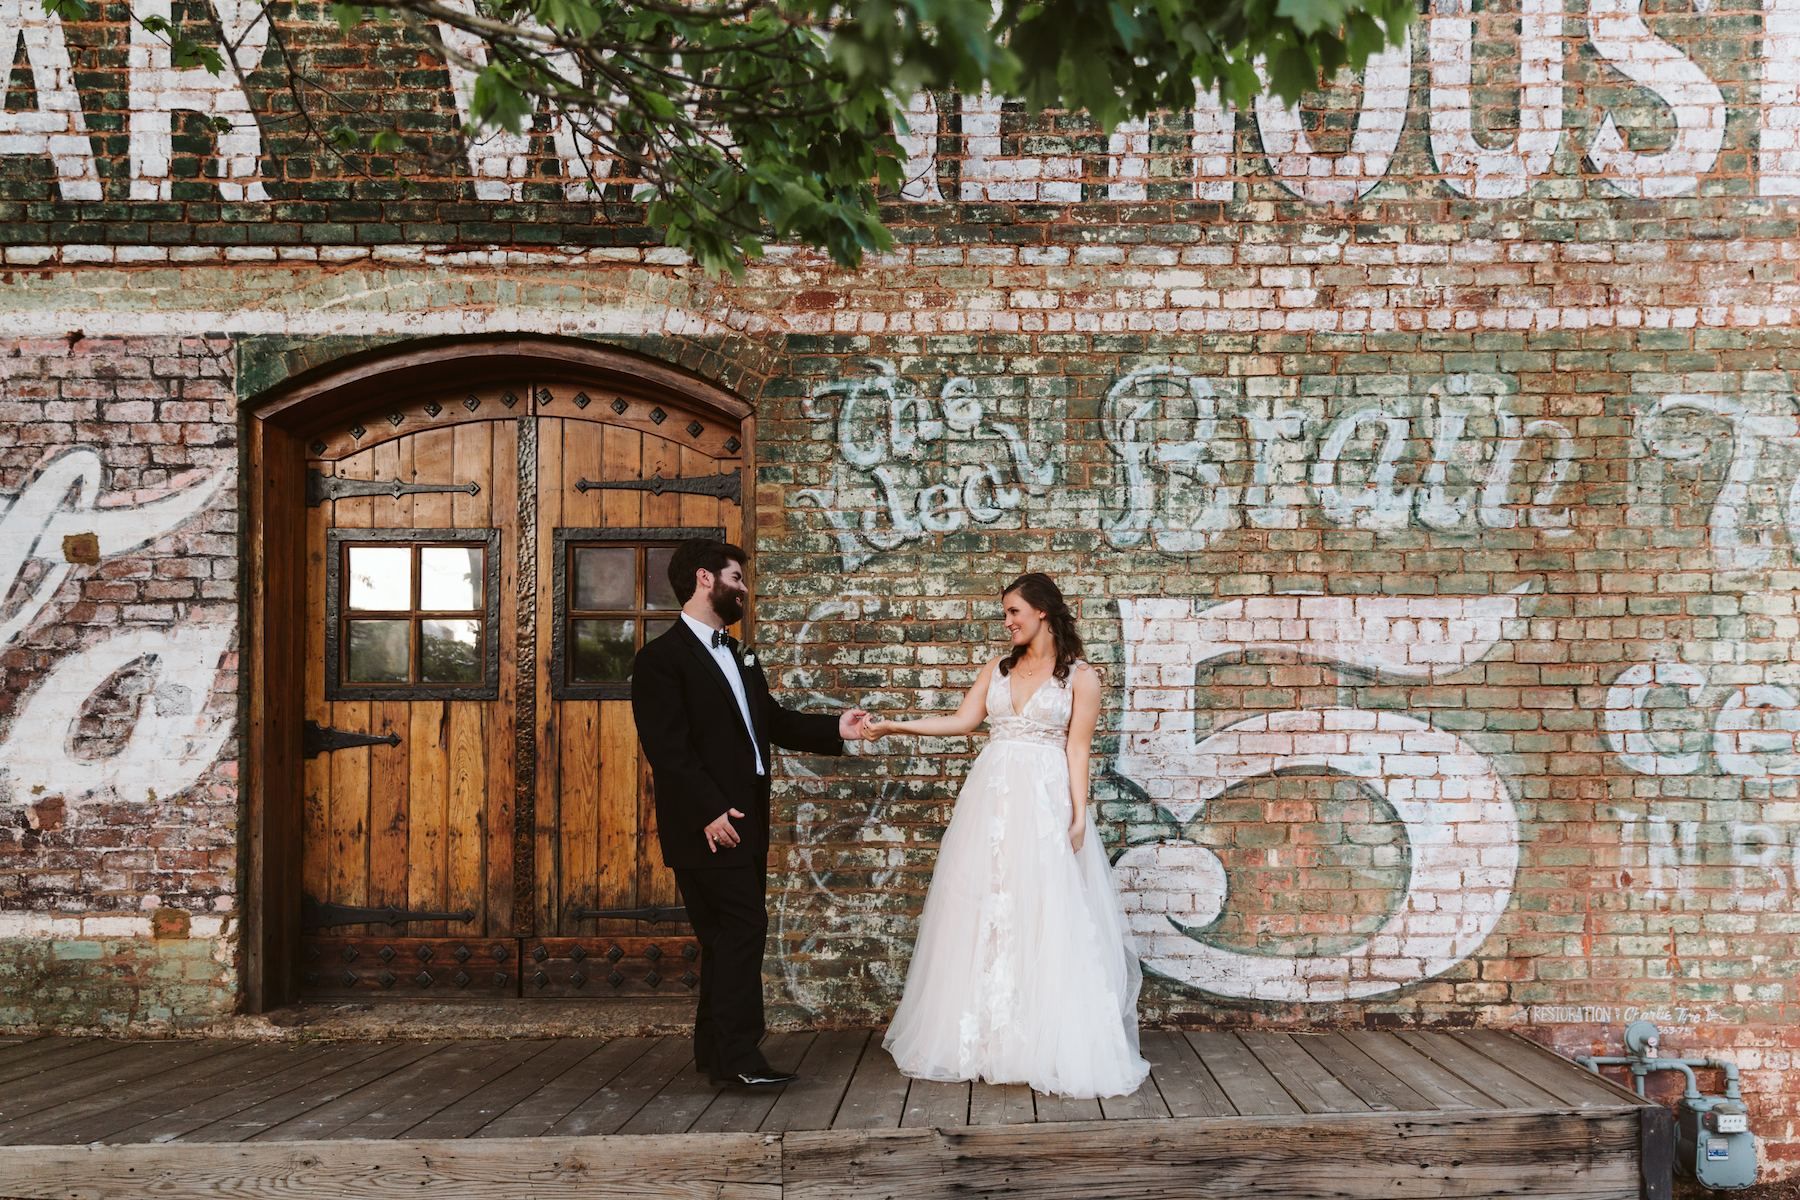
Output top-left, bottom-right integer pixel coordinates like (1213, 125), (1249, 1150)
(985, 661), (1076, 748)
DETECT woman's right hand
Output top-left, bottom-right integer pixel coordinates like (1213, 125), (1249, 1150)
(864, 718), (904, 738)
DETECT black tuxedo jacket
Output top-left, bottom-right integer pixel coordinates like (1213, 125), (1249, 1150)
(631, 620), (843, 871)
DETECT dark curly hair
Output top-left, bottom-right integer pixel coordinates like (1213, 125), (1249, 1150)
(997, 572), (1084, 684)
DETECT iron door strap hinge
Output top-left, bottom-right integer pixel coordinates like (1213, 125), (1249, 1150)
(574, 905), (690, 924)
(304, 720), (402, 758)
(307, 469), (481, 507)
(573, 470), (741, 505)
(301, 894), (477, 932)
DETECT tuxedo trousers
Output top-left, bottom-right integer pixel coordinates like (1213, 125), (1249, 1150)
(673, 864), (771, 1077)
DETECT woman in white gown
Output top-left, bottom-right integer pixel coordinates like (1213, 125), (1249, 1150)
(866, 573), (1150, 1099)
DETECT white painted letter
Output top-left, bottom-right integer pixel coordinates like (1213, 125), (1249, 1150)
(1585, 0), (1725, 197)
(1605, 662), (1708, 775)
(1255, 28), (1412, 203)
(0, 0), (100, 199)
(1427, 0), (1563, 198)
(128, 0), (269, 200)
(959, 87), (1082, 202)
(1759, 0), (1800, 193)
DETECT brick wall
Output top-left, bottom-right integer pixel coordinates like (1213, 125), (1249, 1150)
(0, 335), (239, 1031)
(0, 0), (1797, 1174)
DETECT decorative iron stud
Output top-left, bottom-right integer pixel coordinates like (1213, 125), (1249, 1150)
(378, 970), (397, 988)
(415, 970), (433, 986)
(685, 420), (704, 438)
(501, 392), (519, 408)
(349, 424), (367, 440)
(570, 971), (588, 988)
(491, 972), (508, 987)
(644, 944), (662, 962)
(610, 397), (628, 415)
(533, 970), (549, 989)
(644, 969), (662, 988)
(568, 945), (587, 962)
(724, 437), (741, 454)
(341, 970), (358, 987)
(342, 946), (359, 962)
(463, 395), (480, 412)
(605, 944), (623, 963)
(532, 945), (548, 962)
(305, 945), (321, 962)
(453, 945), (471, 963)
(682, 944), (698, 961)
(424, 401), (442, 418)
(453, 971), (471, 988)
(536, 388), (552, 404)
(415, 945), (433, 962)
(388, 411), (404, 426)
(681, 970), (699, 989)
(491, 944), (509, 961)
(304, 971), (320, 986)
(572, 392), (591, 409)
(649, 407), (667, 425)
(309, 439), (328, 456)
(607, 969), (625, 987)
(378, 945), (396, 963)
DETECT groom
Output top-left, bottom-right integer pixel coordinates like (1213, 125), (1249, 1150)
(631, 538), (866, 1088)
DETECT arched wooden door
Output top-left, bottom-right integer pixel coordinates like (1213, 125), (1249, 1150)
(294, 376), (742, 999)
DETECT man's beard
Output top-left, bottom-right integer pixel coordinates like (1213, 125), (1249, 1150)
(709, 579), (746, 626)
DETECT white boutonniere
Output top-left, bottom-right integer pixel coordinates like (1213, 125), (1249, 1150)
(742, 650), (757, 668)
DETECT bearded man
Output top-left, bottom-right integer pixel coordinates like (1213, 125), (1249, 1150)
(630, 538), (867, 1088)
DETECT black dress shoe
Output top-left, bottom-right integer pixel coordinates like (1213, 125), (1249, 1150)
(712, 1069), (799, 1089)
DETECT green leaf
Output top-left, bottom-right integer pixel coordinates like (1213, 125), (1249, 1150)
(330, 3), (365, 33)
(1274, 0), (1346, 34)
(39, 0), (86, 20)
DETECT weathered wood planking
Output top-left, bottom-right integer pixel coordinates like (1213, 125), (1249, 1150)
(0, 1132), (783, 1200)
(780, 1108), (1647, 1200)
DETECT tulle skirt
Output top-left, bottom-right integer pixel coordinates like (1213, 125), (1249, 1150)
(883, 738), (1150, 1099)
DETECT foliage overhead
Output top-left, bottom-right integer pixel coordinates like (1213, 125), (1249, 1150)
(42, 0), (1412, 276)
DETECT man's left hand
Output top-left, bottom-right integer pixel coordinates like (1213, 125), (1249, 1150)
(839, 709), (870, 740)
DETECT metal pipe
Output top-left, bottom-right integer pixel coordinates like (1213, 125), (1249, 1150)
(1575, 1053), (1707, 1099)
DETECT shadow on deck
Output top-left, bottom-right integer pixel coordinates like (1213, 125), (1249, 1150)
(0, 1026), (1667, 1199)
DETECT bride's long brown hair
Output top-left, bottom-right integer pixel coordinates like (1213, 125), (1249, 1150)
(997, 573), (1084, 684)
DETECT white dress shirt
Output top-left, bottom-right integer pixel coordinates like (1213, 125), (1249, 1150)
(681, 611), (765, 776)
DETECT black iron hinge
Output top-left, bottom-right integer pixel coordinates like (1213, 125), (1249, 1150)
(573, 470), (741, 505)
(301, 894), (476, 932)
(303, 720), (402, 759)
(573, 905), (690, 924)
(307, 469), (482, 507)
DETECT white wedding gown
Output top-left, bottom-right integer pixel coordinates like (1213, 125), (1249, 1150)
(883, 663), (1151, 1099)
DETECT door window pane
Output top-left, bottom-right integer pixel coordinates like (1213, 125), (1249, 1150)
(571, 618), (635, 683)
(573, 547), (634, 610)
(420, 547), (483, 611)
(644, 545), (679, 610)
(645, 618), (677, 644)
(421, 619), (483, 683)
(347, 547), (411, 611)
(347, 620), (410, 681)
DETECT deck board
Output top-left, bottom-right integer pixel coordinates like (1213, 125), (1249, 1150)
(1139, 1030), (1235, 1118)
(11, 1042), (301, 1145)
(1185, 1032), (1301, 1116)
(830, 1040), (911, 1131)
(0, 1030), (1659, 1200)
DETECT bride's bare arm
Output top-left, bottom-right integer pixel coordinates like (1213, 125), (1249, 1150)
(1064, 665), (1101, 852)
(865, 659), (998, 738)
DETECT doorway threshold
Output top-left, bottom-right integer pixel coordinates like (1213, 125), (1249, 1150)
(240, 997), (698, 1042)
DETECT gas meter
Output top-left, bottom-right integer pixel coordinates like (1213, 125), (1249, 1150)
(1577, 1021), (1757, 1191)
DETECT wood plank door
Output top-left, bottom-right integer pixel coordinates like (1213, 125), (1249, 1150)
(295, 375), (741, 1002)
(299, 386), (522, 997)
(523, 382), (744, 997)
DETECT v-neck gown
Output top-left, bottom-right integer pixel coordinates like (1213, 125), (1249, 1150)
(882, 664), (1150, 1099)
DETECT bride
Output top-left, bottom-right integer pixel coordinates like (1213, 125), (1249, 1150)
(866, 572), (1150, 1099)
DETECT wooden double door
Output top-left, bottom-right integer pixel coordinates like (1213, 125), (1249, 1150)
(296, 378), (743, 999)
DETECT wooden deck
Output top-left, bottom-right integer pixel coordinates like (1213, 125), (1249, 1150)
(0, 1027), (1667, 1199)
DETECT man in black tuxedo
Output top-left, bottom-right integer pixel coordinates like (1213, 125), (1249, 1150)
(631, 538), (865, 1088)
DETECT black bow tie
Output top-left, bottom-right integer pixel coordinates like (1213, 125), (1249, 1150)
(710, 629), (736, 651)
